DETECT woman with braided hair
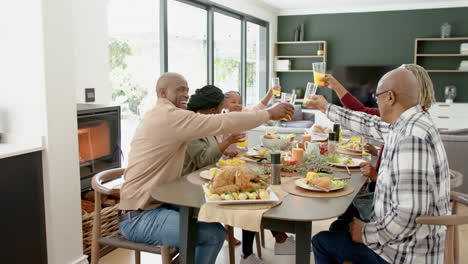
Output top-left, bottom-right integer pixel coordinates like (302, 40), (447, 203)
(181, 85), (245, 176)
(183, 85), (294, 263)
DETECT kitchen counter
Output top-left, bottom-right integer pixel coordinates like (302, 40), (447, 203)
(0, 134), (44, 159)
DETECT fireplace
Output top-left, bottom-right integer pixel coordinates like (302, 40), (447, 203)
(77, 104), (121, 191)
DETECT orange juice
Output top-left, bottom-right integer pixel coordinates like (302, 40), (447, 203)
(313, 72), (326, 86)
(282, 114), (292, 121)
(236, 140), (248, 148)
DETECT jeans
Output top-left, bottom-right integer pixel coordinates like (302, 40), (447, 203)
(312, 231), (389, 264)
(119, 205), (225, 264)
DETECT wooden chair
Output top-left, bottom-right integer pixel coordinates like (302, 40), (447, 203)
(90, 168), (178, 264)
(416, 191), (468, 264)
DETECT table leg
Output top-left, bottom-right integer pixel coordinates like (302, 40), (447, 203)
(294, 221), (312, 264)
(226, 225), (235, 264)
(180, 206), (196, 264)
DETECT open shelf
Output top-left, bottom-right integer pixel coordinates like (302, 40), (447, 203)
(416, 54), (468, 57)
(275, 55), (324, 58)
(416, 37), (468, 41)
(414, 37), (468, 73)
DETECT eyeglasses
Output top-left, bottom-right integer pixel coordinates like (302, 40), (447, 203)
(372, 90), (391, 101)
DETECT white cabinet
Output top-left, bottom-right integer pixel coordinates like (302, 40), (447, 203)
(429, 103), (468, 131)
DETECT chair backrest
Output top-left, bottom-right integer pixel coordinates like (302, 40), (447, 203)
(439, 128), (468, 136)
(441, 135), (468, 193)
(416, 191), (468, 264)
(91, 168), (125, 261)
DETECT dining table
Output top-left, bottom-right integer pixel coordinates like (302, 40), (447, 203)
(151, 166), (368, 264)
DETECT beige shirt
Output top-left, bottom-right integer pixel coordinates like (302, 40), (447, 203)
(120, 98), (269, 210)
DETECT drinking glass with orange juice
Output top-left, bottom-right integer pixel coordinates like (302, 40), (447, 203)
(236, 140), (248, 148)
(280, 92), (296, 120)
(312, 62), (326, 86)
(235, 133), (248, 148)
(272, 77), (281, 96)
(303, 82), (318, 105)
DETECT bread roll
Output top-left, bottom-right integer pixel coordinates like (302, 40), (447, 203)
(311, 124), (326, 134)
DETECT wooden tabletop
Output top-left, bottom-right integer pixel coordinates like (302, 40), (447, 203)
(151, 166), (368, 222)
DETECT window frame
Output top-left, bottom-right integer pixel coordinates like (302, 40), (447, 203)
(160, 0), (270, 105)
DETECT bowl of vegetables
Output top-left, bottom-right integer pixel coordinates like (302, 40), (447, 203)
(261, 132), (294, 150)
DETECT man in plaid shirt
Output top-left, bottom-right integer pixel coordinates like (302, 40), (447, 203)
(306, 68), (451, 264)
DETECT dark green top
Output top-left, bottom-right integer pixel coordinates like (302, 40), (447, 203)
(182, 136), (223, 176)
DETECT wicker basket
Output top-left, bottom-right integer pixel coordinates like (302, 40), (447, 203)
(82, 203), (120, 256)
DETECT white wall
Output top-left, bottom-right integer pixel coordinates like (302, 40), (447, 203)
(0, 1), (47, 136)
(73, 0), (111, 105)
(42, 0), (85, 263)
(0, 1), (85, 264)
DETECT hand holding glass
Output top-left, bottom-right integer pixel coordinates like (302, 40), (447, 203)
(313, 62), (326, 86)
(272, 77), (281, 96)
(280, 92), (296, 120)
(303, 82), (318, 105)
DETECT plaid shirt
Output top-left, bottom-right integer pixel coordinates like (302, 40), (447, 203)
(327, 104), (451, 264)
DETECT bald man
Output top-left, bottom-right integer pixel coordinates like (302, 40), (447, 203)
(119, 73), (294, 264)
(306, 69), (450, 264)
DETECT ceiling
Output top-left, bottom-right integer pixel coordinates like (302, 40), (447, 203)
(258, 0), (468, 15)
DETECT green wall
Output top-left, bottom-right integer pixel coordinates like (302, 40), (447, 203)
(277, 7), (468, 102)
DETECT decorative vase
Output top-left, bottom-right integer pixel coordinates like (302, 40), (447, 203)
(441, 22), (451, 38)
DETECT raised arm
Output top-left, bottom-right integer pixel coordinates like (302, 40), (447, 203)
(320, 74), (380, 116)
(326, 104), (388, 142)
(340, 93), (380, 116)
(170, 103), (294, 142)
(362, 136), (437, 246)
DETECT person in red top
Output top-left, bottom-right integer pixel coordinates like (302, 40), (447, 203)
(313, 64), (436, 229)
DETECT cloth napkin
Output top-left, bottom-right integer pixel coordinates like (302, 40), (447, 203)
(198, 185), (288, 232)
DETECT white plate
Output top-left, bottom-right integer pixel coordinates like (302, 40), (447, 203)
(199, 170), (213, 180)
(328, 158), (365, 168)
(295, 178), (346, 192)
(204, 187), (279, 204)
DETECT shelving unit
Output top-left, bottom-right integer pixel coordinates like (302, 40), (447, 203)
(414, 37), (468, 72)
(274, 41), (327, 73)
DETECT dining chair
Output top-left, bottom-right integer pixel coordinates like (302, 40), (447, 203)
(90, 168), (178, 264)
(416, 191), (468, 264)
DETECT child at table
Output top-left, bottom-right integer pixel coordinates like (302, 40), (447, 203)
(221, 88), (297, 261)
(220, 86), (279, 157)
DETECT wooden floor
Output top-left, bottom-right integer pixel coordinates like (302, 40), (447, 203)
(100, 204), (468, 264)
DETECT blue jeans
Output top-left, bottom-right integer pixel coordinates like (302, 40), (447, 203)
(312, 231), (389, 264)
(119, 205), (225, 264)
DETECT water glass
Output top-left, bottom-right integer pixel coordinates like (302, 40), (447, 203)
(303, 82), (318, 105)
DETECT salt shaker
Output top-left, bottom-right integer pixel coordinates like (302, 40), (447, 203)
(270, 152), (282, 185)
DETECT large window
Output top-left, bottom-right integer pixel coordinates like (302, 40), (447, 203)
(168, 0), (207, 92)
(246, 21), (268, 107)
(108, 0), (268, 160)
(108, 0), (160, 164)
(214, 12), (241, 93)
